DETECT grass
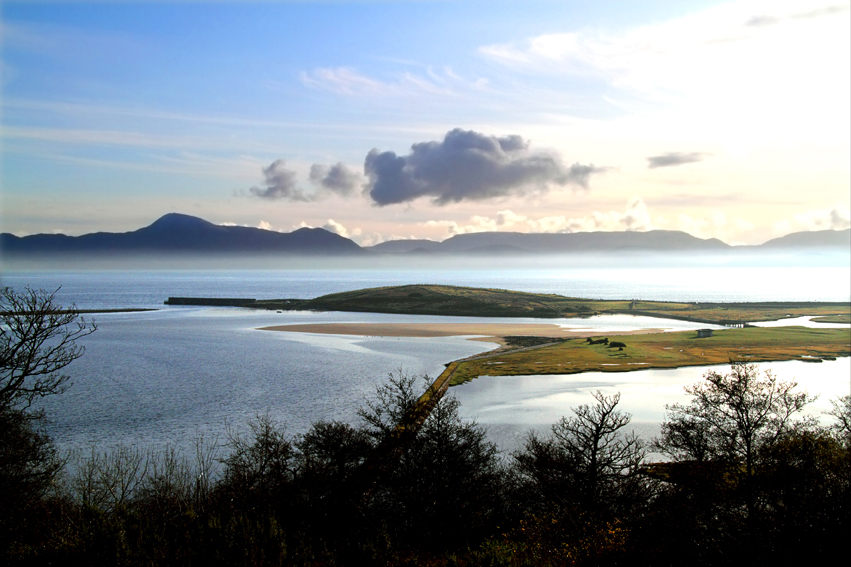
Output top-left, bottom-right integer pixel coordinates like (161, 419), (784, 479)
(257, 284), (850, 325)
(447, 326), (851, 385)
(812, 314), (851, 324)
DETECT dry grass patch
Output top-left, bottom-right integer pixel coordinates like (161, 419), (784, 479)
(447, 326), (851, 385)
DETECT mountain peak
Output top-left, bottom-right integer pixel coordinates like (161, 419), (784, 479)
(145, 213), (217, 232)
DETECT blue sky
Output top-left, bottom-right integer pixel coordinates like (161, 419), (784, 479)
(2, 0), (849, 245)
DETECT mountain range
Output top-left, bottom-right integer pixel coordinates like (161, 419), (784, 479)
(0, 213), (363, 257)
(2, 212), (849, 259)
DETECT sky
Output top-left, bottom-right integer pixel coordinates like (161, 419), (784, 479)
(1, 0), (849, 246)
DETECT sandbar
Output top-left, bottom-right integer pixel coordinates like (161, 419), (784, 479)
(257, 322), (665, 339)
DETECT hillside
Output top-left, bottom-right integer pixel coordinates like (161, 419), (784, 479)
(4, 213), (848, 261)
(0, 213), (364, 256)
(240, 284), (851, 324)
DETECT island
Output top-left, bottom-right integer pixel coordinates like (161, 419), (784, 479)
(168, 284), (851, 390)
(168, 283), (851, 325)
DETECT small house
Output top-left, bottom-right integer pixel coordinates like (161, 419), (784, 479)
(696, 329), (714, 338)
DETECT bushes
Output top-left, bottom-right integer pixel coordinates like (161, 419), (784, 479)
(4, 364), (849, 565)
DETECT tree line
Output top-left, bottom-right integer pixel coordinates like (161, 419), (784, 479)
(2, 287), (849, 566)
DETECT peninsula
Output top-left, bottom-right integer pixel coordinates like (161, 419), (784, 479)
(161, 284), (850, 388)
(168, 283), (851, 325)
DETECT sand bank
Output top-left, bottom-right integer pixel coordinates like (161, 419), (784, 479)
(258, 322), (665, 339)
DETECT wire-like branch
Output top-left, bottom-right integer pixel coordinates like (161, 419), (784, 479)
(1, 287), (97, 410)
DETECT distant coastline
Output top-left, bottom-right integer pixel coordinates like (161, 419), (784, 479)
(164, 284), (851, 326)
(3, 213), (849, 266)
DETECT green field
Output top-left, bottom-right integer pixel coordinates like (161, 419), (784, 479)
(256, 284), (850, 325)
(447, 326), (851, 385)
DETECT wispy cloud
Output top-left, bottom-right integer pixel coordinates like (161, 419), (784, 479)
(791, 206), (851, 231)
(423, 198), (653, 238)
(0, 125), (207, 149)
(647, 152), (709, 169)
(1, 98), (357, 131)
(478, 0), (849, 108)
(299, 66), (467, 97)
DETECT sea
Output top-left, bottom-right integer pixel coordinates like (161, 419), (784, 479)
(2, 265), (850, 458)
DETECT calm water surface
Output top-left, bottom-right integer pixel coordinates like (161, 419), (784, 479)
(3, 268), (848, 457)
(4, 264), (851, 309)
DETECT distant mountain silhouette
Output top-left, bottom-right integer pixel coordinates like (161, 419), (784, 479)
(0, 213), (364, 256)
(759, 228), (851, 248)
(367, 239), (442, 254)
(3, 214), (848, 261)
(365, 230), (730, 254)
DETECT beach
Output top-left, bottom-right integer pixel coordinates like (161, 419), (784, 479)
(258, 322), (666, 341)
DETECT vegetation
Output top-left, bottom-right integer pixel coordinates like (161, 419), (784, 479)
(246, 284), (851, 325)
(3, 288), (849, 565)
(643, 363), (849, 563)
(447, 326), (851, 385)
(1, 287), (97, 409)
(812, 313), (851, 323)
(2, 358), (849, 565)
(1, 287), (97, 557)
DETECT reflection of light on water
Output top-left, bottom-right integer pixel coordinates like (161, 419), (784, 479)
(751, 316), (850, 329)
(455, 357), (850, 454)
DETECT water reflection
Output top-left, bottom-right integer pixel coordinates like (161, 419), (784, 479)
(454, 358), (850, 453)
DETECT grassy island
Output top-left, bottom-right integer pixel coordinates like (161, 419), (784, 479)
(445, 326), (851, 385)
(173, 283), (851, 326)
(270, 283), (850, 324)
(244, 284), (851, 387)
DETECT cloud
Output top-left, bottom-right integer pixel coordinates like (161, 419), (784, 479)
(750, 4), (849, 26)
(297, 218), (370, 243)
(646, 193), (745, 207)
(321, 219), (351, 238)
(676, 211), (756, 243)
(792, 206), (851, 231)
(309, 163), (363, 196)
(300, 66), (456, 97)
(249, 159), (306, 201)
(646, 152), (708, 169)
(247, 160), (365, 202)
(422, 199), (654, 238)
(477, 0), (849, 118)
(364, 128), (605, 205)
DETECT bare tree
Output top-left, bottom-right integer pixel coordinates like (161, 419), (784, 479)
(514, 390), (646, 515)
(553, 391), (646, 511)
(220, 412), (295, 507)
(655, 362), (815, 478)
(71, 445), (151, 512)
(1, 287), (97, 411)
(654, 362), (816, 525)
(828, 394), (851, 446)
(1, 287), (96, 541)
(356, 369), (423, 443)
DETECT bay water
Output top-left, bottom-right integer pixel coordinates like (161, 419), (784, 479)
(2, 266), (849, 457)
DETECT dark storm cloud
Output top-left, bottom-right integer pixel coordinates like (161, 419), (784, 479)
(309, 162), (362, 196)
(364, 128), (605, 206)
(646, 152), (708, 169)
(249, 159), (307, 201)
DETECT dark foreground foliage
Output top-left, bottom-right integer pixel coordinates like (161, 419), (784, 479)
(2, 290), (849, 567)
(5, 377), (849, 566)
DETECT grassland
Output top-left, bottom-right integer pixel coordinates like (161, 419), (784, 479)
(812, 314), (851, 324)
(446, 326), (851, 385)
(254, 284), (850, 325)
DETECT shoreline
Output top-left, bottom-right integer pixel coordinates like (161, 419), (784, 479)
(257, 322), (666, 339)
